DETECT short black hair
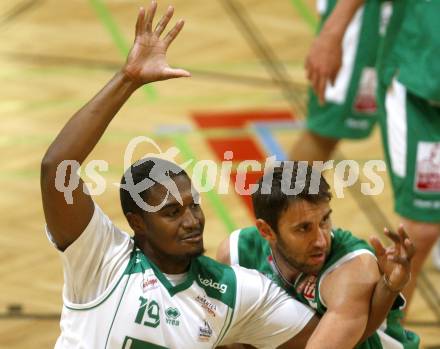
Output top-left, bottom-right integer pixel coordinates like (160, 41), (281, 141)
(120, 157), (189, 215)
(252, 161), (331, 234)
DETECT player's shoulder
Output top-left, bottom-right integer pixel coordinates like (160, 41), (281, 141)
(236, 225), (260, 238)
(321, 228), (375, 277)
(331, 227), (356, 240)
(331, 227), (373, 252)
(192, 256), (237, 307)
(195, 255), (265, 284)
(195, 255), (235, 273)
(234, 226), (267, 251)
(230, 226), (270, 268)
(192, 256), (273, 306)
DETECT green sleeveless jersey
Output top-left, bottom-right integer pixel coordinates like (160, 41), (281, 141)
(379, 0), (440, 102)
(230, 226), (420, 349)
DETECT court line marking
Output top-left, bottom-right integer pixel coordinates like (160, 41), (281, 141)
(288, 0), (318, 30)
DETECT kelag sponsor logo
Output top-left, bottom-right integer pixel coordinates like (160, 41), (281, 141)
(198, 275), (227, 294)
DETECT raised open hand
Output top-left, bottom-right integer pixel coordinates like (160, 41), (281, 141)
(123, 1), (190, 86)
(369, 225), (415, 292)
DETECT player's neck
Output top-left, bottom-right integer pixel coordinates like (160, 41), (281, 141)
(272, 249), (301, 284)
(137, 241), (192, 274)
(151, 256), (191, 274)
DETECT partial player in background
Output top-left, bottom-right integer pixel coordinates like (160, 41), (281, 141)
(291, 0), (388, 162)
(305, 0), (440, 312)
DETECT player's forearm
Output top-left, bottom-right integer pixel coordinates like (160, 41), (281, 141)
(42, 70), (140, 167)
(320, 0), (365, 42)
(358, 275), (399, 343)
(304, 312), (365, 349)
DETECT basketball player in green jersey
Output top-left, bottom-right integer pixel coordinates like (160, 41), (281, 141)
(40, 3), (333, 348)
(305, 0), (440, 312)
(217, 162), (419, 349)
(291, 0), (384, 162)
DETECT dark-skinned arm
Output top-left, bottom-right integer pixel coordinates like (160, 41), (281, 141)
(41, 1), (190, 250)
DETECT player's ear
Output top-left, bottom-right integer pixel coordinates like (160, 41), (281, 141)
(256, 219), (277, 243)
(126, 212), (147, 234)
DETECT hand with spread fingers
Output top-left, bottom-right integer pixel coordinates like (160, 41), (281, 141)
(123, 1), (190, 86)
(369, 225), (415, 293)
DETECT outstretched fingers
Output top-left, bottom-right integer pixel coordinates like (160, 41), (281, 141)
(382, 225), (415, 268)
(397, 224), (415, 260)
(369, 236), (386, 257)
(404, 238), (416, 260)
(397, 223), (410, 241)
(155, 5), (174, 36)
(164, 19), (185, 48)
(145, 0), (158, 33)
(384, 227), (402, 245)
(135, 7), (146, 38)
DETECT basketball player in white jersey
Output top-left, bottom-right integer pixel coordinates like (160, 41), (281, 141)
(40, 2), (321, 348)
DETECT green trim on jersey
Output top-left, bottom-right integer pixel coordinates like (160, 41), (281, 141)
(122, 336), (168, 349)
(105, 274), (132, 349)
(235, 226), (420, 349)
(65, 247), (237, 311)
(215, 305), (234, 347)
(64, 248), (138, 311)
(130, 248), (237, 308)
(193, 256), (237, 309)
(144, 255), (195, 297)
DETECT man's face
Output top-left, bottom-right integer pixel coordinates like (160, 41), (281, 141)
(140, 175), (205, 261)
(275, 199), (332, 274)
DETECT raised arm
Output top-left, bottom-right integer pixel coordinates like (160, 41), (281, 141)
(40, 1), (189, 250)
(305, 0), (365, 104)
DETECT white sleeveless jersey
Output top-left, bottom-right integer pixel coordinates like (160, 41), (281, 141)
(48, 205), (314, 349)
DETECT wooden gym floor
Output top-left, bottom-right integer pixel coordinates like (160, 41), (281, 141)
(0, 0), (439, 347)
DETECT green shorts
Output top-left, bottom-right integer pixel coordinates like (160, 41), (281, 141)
(307, 0), (382, 139)
(379, 79), (440, 223)
(307, 74), (378, 139)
